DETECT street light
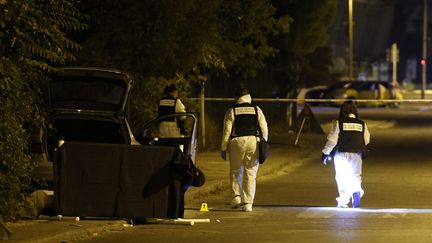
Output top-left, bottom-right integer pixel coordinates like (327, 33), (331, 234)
(348, 0), (354, 80)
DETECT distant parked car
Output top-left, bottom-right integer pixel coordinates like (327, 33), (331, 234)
(323, 81), (403, 107)
(302, 86), (328, 106)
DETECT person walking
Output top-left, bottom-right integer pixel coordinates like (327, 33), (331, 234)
(322, 101), (370, 208)
(157, 84), (186, 138)
(220, 85), (268, 212)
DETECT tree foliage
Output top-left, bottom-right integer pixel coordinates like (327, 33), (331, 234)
(0, 0), (86, 220)
(210, 0), (291, 79)
(77, 0), (218, 76)
(276, 0), (337, 57)
(270, 0), (338, 90)
(78, 0), (289, 77)
(301, 46), (337, 87)
(76, 0), (290, 125)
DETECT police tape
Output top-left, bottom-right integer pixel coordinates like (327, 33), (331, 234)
(188, 98), (432, 103)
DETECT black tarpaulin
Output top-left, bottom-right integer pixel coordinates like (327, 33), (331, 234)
(54, 142), (182, 220)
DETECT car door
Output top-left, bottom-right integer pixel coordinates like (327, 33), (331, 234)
(134, 113), (199, 164)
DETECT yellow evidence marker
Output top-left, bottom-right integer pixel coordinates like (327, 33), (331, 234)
(200, 203), (209, 212)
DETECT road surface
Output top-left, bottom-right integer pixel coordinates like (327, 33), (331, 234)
(81, 106), (432, 243)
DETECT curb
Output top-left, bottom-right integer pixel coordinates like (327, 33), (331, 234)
(29, 220), (128, 243)
(36, 220), (127, 243)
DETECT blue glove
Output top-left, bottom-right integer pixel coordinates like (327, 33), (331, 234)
(221, 150), (227, 160)
(322, 153), (331, 165)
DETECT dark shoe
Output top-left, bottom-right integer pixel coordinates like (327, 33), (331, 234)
(352, 191), (361, 208)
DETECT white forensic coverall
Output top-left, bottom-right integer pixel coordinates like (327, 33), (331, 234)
(158, 98), (186, 138)
(221, 94), (268, 205)
(322, 113), (370, 207)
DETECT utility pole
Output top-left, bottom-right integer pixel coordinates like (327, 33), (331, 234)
(348, 0), (354, 80)
(199, 78), (206, 149)
(391, 43), (399, 82)
(422, 0), (428, 99)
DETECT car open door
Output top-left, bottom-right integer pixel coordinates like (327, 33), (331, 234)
(134, 113), (199, 164)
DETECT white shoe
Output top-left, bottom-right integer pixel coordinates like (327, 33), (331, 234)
(230, 196), (242, 208)
(242, 204), (253, 212)
(337, 204), (348, 208)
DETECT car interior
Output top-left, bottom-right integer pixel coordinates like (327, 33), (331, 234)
(134, 114), (197, 159)
(47, 118), (128, 159)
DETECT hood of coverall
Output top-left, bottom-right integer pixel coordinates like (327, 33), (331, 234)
(236, 94), (252, 104)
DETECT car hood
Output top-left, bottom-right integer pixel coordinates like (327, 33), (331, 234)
(47, 67), (132, 117)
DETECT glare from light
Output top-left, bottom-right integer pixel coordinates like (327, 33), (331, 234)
(313, 207), (432, 214)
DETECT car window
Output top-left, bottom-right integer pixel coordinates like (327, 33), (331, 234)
(50, 76), (126, 111)
(348, 82), (383, 91)
(347, 82), (364, 89)
(136, 114), (195, 145)
(328, 82), (350, 90)
(360, 82), (373, 90)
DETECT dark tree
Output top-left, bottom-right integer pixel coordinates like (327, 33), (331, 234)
(76, 0), (291, 127)
(0, 0), (86, 220)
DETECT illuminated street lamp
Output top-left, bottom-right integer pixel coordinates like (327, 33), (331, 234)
(348, 0), (354, 80)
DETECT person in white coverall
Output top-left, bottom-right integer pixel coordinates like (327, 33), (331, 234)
(158, 84), (186, 138)
(220, 86), (268, 212)
(322, 101), (370, 208)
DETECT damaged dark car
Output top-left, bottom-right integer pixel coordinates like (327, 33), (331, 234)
(31, 67), (203, 220)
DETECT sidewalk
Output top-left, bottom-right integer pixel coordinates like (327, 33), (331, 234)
(3, 132), (323, 242)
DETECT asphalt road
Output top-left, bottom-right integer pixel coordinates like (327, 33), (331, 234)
(80, 105), (432, 243)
